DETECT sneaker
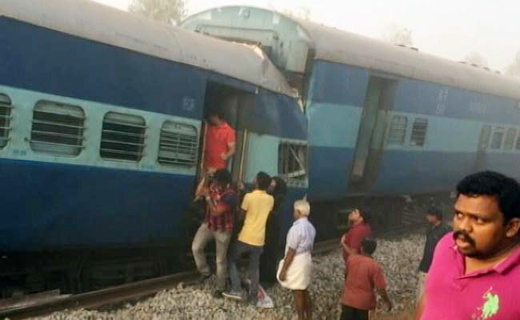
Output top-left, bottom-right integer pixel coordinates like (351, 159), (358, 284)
(222, 290), (243, 301)
(212, 290), (223, 299)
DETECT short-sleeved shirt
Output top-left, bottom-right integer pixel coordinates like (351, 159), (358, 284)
(418, 223), (451, 273)
(341, 254), (387, 310)
(238, 190), (274, 246)
(285, 217), (316, 255)
(204, 122), (236, 170)
(204, 185), (237, 233)
(341, 222), (372, 262)
(422, 232), (520, 320)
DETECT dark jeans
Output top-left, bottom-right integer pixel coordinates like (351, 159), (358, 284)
(228, 240), (263, 298)
(340, 305), (369, 320)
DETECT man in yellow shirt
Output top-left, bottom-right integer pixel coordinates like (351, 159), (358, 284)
(223, 172), (274, 305)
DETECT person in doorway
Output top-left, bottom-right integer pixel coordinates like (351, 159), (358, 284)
(340, 208), (372, 264)
(416, 207), (451, 300)
(277, 199), (316, 320)
(204, 109), (236, 174)
(260, 176), (288, 284)
(416, 171), (520, 319)
(191, 169), (237, 298)
(340, 239), (393, 320)
(223, 172), (274, 305)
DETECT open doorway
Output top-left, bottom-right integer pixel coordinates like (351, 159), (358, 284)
(196, 82), (256, 184)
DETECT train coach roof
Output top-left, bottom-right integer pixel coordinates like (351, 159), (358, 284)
(297, 18), (520, 101)
(0, 0), (296, 97)
(186, 6), (520, 101)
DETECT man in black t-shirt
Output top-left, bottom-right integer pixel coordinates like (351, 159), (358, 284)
(416, 207), (451, 300)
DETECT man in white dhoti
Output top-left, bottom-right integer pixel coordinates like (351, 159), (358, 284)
(277, 200), (316, 320)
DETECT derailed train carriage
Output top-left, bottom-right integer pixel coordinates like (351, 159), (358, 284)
(182, 6), (520, 236)
(0, 0), (307, 295)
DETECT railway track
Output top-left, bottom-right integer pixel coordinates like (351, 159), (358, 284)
(0, 240), (343, 320)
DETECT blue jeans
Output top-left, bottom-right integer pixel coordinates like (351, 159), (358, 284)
(228, 240), (263, 298)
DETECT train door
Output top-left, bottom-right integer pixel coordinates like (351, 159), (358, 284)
(349, 76), (397, 192)
(197, 82), (256, 184)
(475, 125), (491, 171)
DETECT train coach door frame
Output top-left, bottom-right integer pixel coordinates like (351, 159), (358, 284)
(196, 82), (255, 185)
(349, 76), (398, 191)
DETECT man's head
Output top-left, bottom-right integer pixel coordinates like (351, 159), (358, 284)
(255, 171), (272, 191)
(426, 207), (443, 225)
(207, 109), (225, 126)
(361, 238), (377, 255)
(349, 208), (370, 225)
(293, 199), (310, 220)
(453, 171), (520, 259)
(213, 169), (232, 189)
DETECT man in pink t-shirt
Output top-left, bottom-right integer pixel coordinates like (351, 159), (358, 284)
(417, 171), (520, 320)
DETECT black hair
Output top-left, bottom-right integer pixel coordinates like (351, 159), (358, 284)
(213, 169), (232, 188)
(207, 109), (225, 120)
(426, 207), (443, 221)
(362, 238), (377, 255)
(256, 171), (272, 191)
(456, 171), (520, 222)
(271, 176), (287, 196)
(357, 207), (372, 225)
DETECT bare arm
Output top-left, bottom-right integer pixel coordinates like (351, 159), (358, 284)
(222, 142), (236, 160)
(278, 248), (296, 281)
(377, 288), (393, 311)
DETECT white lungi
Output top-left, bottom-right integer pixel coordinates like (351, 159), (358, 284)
(276, 252), (312, 290)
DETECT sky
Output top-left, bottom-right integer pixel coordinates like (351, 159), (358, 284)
(91, 0), (520, 71)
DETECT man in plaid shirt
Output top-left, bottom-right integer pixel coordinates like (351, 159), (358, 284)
(192, 169), (237, 297)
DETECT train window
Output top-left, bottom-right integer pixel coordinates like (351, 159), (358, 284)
(0, 94), (13, 149)
(30, 101), (85, 156)
(158, 121), (198, 167)
(490, 127), (505, 150)
(100, 112), (146, 162)
(503, 128), (517, 151)
(387, 115), (408, 145)
(410, 118), (428, 147)
(278, 142), (308, 184)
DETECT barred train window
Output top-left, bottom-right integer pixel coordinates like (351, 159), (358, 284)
(387, 115), (408, 145)
(30, 101), (85, 156)
(100, 112), (146, 162)
(503, 128), (517, 151)
(278, 142), (307, 183)
(158, 121), (198, 167)
(0, 94), (13, 149)
(410, 118), (428, 147)
(490, 127), (505, 150)
(516, 131), (520, 151)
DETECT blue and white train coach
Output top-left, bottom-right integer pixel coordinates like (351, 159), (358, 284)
(183, 6), (520, 232)
(0, 0), (307, 294)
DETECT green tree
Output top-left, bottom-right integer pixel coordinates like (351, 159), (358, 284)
(129, 0), (186, 25)
(382, 24), (413, 46)
(505, 51), (520, 77)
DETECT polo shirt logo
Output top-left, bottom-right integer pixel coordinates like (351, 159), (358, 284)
(478, 287), (500, 319)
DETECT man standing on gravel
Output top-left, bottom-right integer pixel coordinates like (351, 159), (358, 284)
(340, 208), (372, 264)
(224, 172), (274, 305)
(416, 207), (450, 300)
(277, 199), (316, 320)
(340, 239), (392, 320)
(417, 171), (520, 319)
(191, 169), (237, 298)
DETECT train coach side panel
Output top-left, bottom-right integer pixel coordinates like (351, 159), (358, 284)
(371, 79), (520, 194)
(306, 61), (369, 201)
